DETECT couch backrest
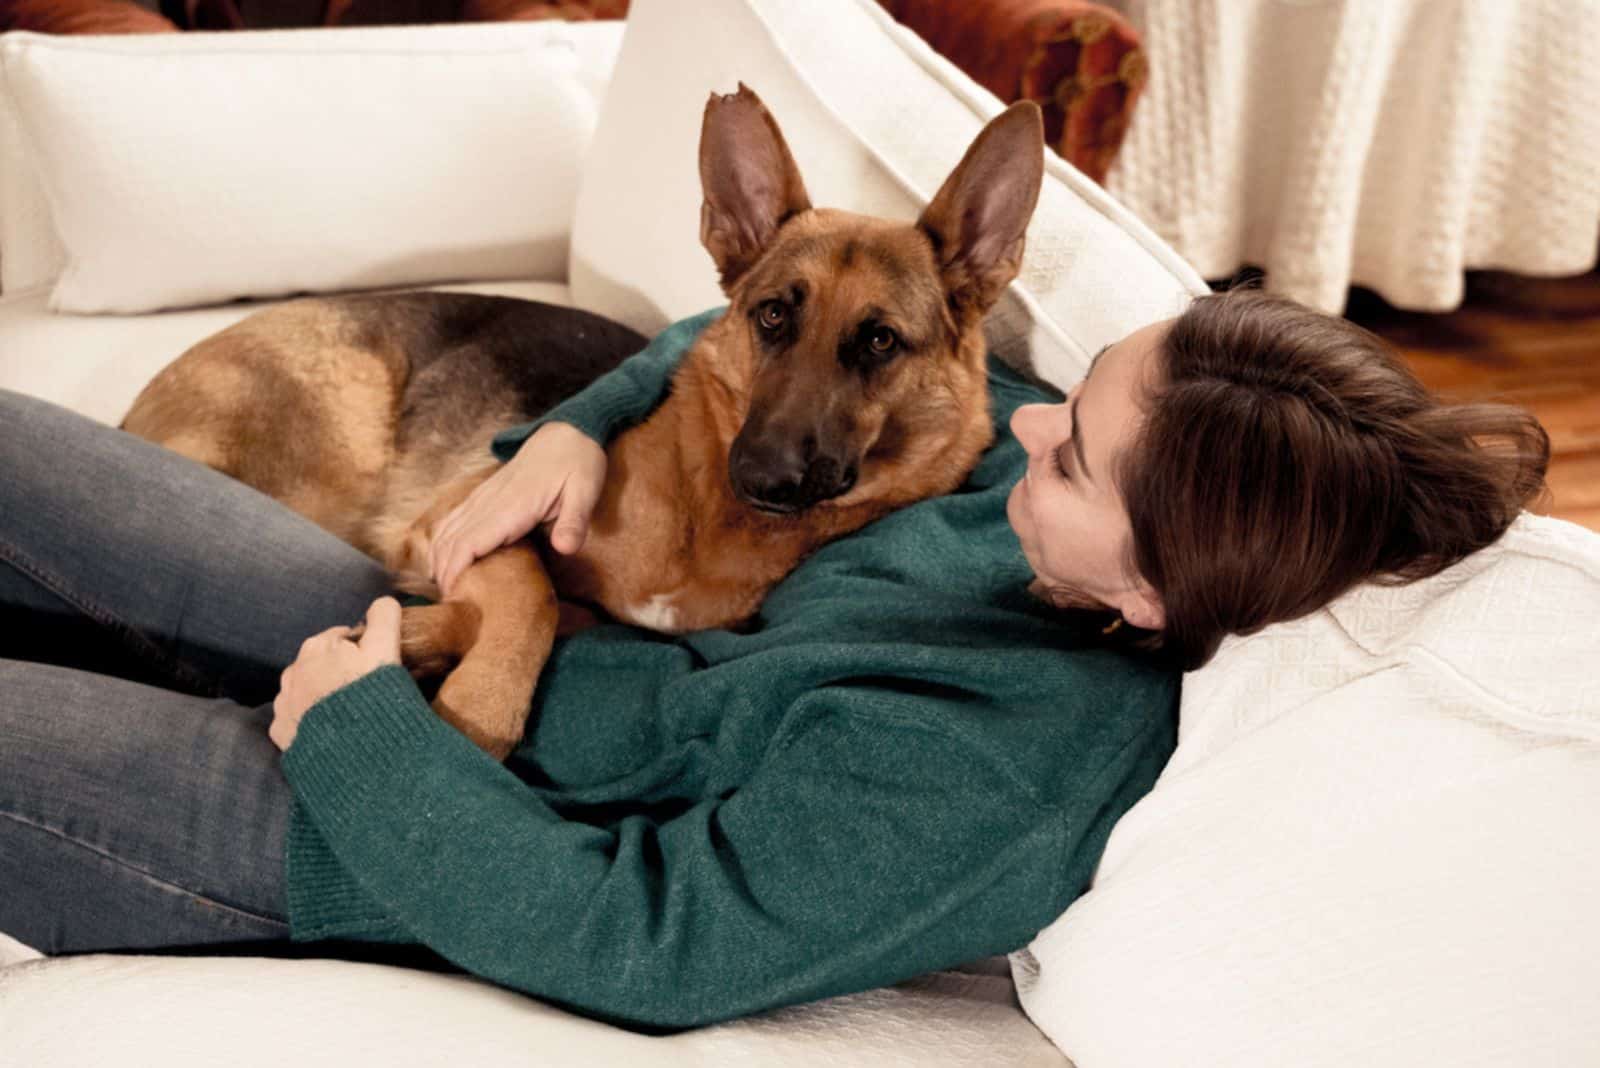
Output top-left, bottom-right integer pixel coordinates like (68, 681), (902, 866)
(0, 21), (624, 300)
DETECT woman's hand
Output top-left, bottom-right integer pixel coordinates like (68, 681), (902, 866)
(429, 422), (607, 598)
(270, 596), (402, 752)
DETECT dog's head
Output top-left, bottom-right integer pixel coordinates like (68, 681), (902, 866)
(700, 85), (1044, 515)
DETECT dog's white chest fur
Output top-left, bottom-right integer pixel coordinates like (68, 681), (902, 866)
(620, 592), (684, 633)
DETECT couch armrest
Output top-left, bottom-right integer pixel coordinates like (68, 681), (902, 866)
(878, 0), (1145, 184)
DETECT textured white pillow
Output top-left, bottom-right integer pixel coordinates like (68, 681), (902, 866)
(568, 0), (1207, 394)
(0, 25), (613, 314)
(1012, 513), (1600, 1067)
(0, 60), (67, 296)
(0, 955), (1061, 1068)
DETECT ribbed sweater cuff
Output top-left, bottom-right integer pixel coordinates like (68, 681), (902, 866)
(284, 804), (409, 943)
(488, 306), (725, 463)
(281, 664), (454, 942)
(490, 405), (615, 463)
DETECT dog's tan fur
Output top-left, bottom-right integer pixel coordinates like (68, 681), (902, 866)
(122, 86), (1045, 758)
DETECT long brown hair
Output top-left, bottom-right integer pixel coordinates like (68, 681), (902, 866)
(1110, 288), (1549, 671)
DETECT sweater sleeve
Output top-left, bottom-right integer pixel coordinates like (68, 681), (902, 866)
(489, 307), (724, 462)
(279, 664), (1169, 1031)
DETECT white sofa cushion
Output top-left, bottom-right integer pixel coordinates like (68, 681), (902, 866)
(568, 0), (1208, 395)
(0, 51), (63, 296)
(0, 23), (622, 314)
(1011, 513), (1600, 1067)
(0, 954), (1069, 1068)
(0, 280), (573, 426)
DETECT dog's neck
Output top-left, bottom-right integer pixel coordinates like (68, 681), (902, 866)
(548, 315), (993, 633)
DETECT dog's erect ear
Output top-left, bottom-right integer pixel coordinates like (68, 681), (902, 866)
(699, 84), (812, 291)
(917, 102), (1045, 327)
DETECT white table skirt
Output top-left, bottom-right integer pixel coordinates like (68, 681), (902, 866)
(1102, 0), (1600, 312)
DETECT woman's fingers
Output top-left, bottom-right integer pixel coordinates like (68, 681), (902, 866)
(431, 488), (501, 596)
(430, 476), (499, 577)
(428, 506), (461, 588)
(426, 426), (606, 594)
(438, 505), (511, 598)
(549, 474), (602, 555)
(300, 625), (353, 655)
(357, 596), (402, 662)
(438, 539), (469, 600)
(439, 539), (478, 599)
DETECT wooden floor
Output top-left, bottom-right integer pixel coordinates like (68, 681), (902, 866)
(1342, 270), (1600, 533)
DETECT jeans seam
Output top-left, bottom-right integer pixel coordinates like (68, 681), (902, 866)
(0, 808), (289, 931)
(0, 532), (227, 699)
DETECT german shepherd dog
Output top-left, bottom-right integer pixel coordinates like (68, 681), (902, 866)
(121, 86), (1045, 759)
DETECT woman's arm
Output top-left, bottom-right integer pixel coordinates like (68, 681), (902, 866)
(430, 307), (723, 594)
(280, 664), (1171, 1031)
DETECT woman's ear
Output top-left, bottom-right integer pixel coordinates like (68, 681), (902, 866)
(1118, 582), (1165, 632)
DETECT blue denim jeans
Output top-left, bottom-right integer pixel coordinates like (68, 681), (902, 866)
(0, 388), (399, 954)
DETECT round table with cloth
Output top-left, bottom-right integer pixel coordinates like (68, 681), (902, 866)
(1100, 0), (1600, 312)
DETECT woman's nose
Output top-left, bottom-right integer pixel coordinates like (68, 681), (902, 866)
(1010, 402), (1063, 456)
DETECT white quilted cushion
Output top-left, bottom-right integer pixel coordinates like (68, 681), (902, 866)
(0, 955), (1068, 1067)
(0, 23), (621, 314)
(1011, 513), (1600, 1067)
(567, 0), (1208, 394)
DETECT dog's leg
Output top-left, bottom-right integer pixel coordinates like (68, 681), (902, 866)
(370, 466), (557, 759)
(429, 543), (558, 760)
(394, 601), (481, 677)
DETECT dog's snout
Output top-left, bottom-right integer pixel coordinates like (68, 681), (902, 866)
(731, 434), (857, 514)
(730, 436), (809, 513)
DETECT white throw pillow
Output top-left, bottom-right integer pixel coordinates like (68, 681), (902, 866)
(567, 0), (1207, 395)
(0, 60), (66, 296)
(1011, 513), (1600, 1067)
(0, 24), (619, 314)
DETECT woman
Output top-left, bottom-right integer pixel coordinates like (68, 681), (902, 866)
(432, 288), (1549, 671)
(0, 289), (1547, 1030)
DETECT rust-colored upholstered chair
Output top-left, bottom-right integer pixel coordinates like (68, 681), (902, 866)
(878, 0), (1146, 184)
(0, 0), (178, 33)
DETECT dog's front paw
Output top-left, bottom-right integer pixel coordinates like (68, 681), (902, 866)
(396, 602), (481, 678)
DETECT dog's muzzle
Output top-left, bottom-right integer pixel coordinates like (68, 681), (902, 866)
(730, 437), (858, 514)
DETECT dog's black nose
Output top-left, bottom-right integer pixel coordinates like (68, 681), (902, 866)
(730, 438), (856, 514)
(730, 439), (809, 513)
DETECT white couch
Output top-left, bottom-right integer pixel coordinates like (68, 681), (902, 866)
(2, 2), (1598, 1065)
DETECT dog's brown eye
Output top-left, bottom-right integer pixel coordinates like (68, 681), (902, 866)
(758, 301), (787, 331)
(869, 326), (898, 354)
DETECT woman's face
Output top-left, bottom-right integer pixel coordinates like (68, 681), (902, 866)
(1005, 319), (1169, 630)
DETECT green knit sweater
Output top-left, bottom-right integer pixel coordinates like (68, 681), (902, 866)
(281, 308), (1179, 1031)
